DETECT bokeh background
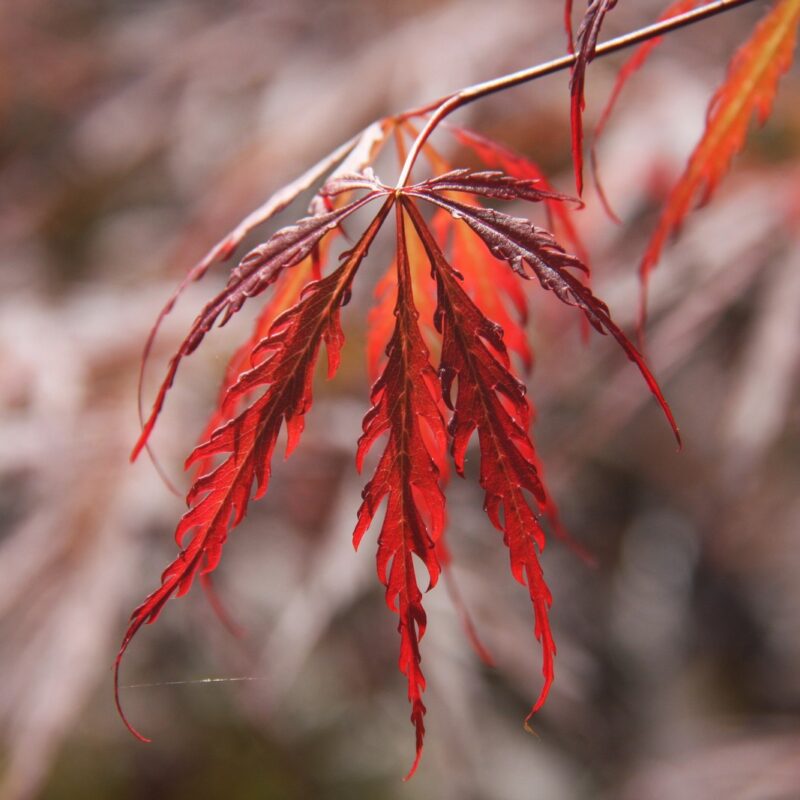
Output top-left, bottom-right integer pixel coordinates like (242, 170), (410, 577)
(1, 1), (799, 798)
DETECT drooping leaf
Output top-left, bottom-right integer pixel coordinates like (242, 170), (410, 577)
(136, 133), (365, 450)
(570, 0), (619, 196)
(135, 116), (399, 484)
(403, 125), (550, 653)
(405, 199), (557, 720)
(371, 125), (497, 671)
(189, 256), (320, 631)
(115, 196), (395, 741)
(638, 0), (800, 326)
(397, 133), (536, 416)
(366, 220), (440, 381)
(132, 190), (385, 461)
(408, 190), (680, 444)
(422, 122), (592, 356)
(353, 204), (446, 780)
(404, 127), (542, 368)
(193, 190), (362, 479)
(192, 250), (323, 478)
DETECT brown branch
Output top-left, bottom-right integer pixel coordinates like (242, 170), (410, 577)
(396, 0), (760, 187)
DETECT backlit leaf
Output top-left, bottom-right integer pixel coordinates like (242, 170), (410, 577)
(115, 197), (395, 741)
(132, 190), (386, 461)
(638, 0), (800, 326)
(353, 205), (446, 779)
(406, 200), (557, 720)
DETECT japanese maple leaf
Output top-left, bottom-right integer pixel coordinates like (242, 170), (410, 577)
(353, 205), (447, 779)
(637, 0), (800, 326)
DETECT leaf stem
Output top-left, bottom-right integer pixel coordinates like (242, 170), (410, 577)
(396, 0), (759, 187)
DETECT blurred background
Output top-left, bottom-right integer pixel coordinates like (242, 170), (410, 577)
(1, 1), (799, 798)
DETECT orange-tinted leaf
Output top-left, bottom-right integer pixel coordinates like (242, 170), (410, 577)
(366, 264), (397, 382)
(405, 127), (543, 369)
(430, 121), (595, 354)
(639, 0), (800, 325)
(449, 221), (534, 371)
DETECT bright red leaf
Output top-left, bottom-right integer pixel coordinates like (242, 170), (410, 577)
(406, 199), (557, 719)
(353, 204), (447, 779)
(116, 195), (395, 740)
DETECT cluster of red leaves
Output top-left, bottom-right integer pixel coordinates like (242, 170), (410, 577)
(117, 118), (677, 776)
(118, 0), (799, 779)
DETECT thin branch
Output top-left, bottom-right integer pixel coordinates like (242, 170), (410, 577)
(396, 0), (760, 187)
